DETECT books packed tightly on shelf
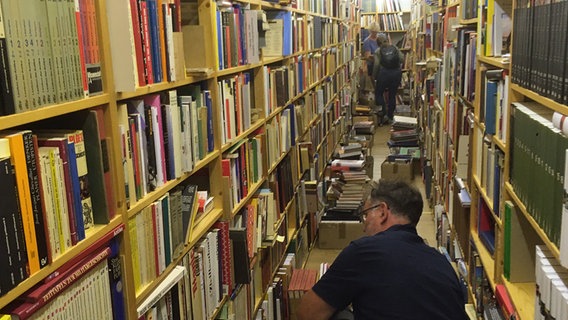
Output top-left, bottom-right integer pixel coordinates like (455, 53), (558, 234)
(0, 0), (361, 318)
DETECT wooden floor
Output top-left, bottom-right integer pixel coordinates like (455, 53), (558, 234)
(305, 123), (437, 269)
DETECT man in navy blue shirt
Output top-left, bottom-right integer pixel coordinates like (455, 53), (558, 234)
(297, 180), (468, 320)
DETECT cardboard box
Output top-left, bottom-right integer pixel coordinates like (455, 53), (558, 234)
(381, 159), (414, 182)
(318, 221), (366, 249)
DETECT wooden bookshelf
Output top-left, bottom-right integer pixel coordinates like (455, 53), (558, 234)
(0, 0), (361, 318)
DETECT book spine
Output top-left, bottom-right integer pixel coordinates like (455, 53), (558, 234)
(0, 2), (15, 115)
(156, 0), (168, 82)
(93, 107), (116, 220)
(71, 131), (94, 229)
(129, 0), (146, 86)
(74, 0), (88, 97)
(5, 133), (41, 274)
(22, 132), (49, 269)
(139, 0), (154, 84)
(0, 155), (27, 294)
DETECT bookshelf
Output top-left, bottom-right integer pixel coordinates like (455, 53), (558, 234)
(0, 0), (360, 319)
(413, 0), (568, 317)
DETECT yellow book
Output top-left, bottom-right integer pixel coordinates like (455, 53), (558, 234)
(485, 0), (494, 56)
(1, 131), (40, 274)
(128, 216), (141, 292)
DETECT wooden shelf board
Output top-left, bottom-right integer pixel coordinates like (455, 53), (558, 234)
(127, 150), (220, 219)
(189, 208), (225, 247)
(505, 182), (560, 258)
(470, 230), (496, 289)
(478, 55), (510, 69)
(0, 94), (111, 131)
(472, 175), (503, 227)
(116, 77), (213, 101)
(459, 18), (478, 25)
(220, 120), (265, 153)
(501, 276), (535, 320)
(511, 84), (568, 115)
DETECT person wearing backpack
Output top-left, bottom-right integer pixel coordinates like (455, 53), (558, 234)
(372, 33), (404, 125)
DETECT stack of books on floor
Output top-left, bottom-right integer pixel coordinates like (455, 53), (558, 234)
(388, 115), (419, 148)
(323, 157), (372, 221)
(334, 142), (365, 159)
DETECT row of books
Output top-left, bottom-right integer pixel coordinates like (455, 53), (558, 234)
(119, 87), (214, 208)
(261, 51), (349, 117)
(218, 72), (258, 145)
(137, 225), (227, 320)
(361, 0), (411, 12)
(292, 0), (358, 18)
(361, 13), (406, 31)
(127, 182), (210, 294)
(106, 0), (185, 92)
(479, 68), (509, 143)
(534, 245), (568, 320)
(222, 135), (266, 212)
(509, 102), (567, 247)
(0, 0), (102, 115)
(480, 0), (511, 58)
(478, 135), (505, 218)
(1, 226), (124, 319)
(454, 28), (477, 102)
(511, 1), (568, 105)
(0, 108), (116, 293)
(216, 4), (261, 70)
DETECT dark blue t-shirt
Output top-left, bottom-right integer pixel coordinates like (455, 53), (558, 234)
(312, 224), (469, 320)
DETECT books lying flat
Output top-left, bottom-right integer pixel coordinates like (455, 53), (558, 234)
(392, 115), (418, 129)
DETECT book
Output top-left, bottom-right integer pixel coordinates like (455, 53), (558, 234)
(181, 184), (199, 243)
(36, 132), (86, 244)
(1, 131), (42, 274)
(0, 140), (28, 294)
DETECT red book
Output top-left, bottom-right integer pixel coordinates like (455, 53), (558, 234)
(213, 221), (233, 295)
(74, 1), (88, 97)
(129, 0), (147, 86)
(245, 203), (255, 259)
(43, 223), (124, 283)
(495, 284), (517, 318)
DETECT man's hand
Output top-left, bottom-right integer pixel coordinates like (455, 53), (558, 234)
(297, 289), (336, 320)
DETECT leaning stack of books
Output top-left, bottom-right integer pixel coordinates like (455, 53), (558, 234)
(388, 115), (419, 148)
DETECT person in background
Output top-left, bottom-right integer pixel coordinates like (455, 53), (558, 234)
(297, 180), (469, 320)
(362, 22), (381, 77)
(373, 33), (404, 125)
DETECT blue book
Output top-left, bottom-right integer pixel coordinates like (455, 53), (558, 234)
(484, 80), (498, 135)
(147, 0), (162, 82)
(108, 238), (125, 320)
(64, 137), (85, 241)
(216, 10), (224, 70)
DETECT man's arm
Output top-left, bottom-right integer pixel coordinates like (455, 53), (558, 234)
(297, 289), (336, 320)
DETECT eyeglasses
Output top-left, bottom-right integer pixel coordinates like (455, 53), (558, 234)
(357, 203), (386, 222)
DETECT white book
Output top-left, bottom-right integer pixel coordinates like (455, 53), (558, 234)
(38, 147), (61, 258)
(179, 96), (194, 171)
(154, 200), (166, 275)
(104, 0), (138, 92)
(137, 265), (186, 317)
(200, 237), (214, 318)
(53, 148), (72, 251)
(150, 105), (166, 186)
